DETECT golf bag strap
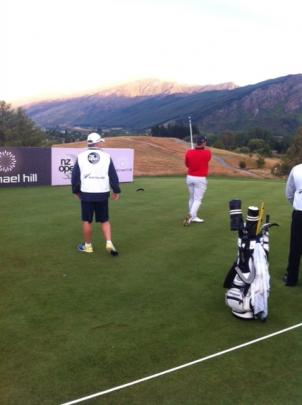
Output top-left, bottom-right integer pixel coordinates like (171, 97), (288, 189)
(223, 262), (237, 288)
(234, 262), (256, 285)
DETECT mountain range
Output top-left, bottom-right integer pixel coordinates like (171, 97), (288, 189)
(24, 74), (302, 135)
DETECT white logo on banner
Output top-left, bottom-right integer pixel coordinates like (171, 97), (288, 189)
(0, 151), (17, 172)
(119, 159), (126, 168)
(58, 154), (76, 179)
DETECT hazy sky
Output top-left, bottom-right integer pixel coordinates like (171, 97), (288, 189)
(2, 0), (302, 104)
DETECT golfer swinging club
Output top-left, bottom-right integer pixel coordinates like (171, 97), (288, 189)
(71, 132), (121, 255)
(184, 135), (212, 225)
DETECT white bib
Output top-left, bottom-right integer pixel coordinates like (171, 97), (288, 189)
(78, 149), (110, 193)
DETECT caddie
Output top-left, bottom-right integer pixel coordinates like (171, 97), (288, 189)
(71, 132), (121, 255)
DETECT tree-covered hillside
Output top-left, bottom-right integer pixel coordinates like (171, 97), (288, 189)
(0, 101), (45, 146)
(24, 75), (302, 135)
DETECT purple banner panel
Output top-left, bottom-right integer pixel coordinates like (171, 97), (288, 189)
(51, 147), (134, 186)
(0, 147), (51, 187)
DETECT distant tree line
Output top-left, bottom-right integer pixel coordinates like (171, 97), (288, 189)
(44, 128), (88, 144)
(0, 101), (95, 147)
(272, 128), (302, 175)
(151, 123), (291, 155)
(151, 123), (199, 139)
(208, 128), (290, 155)
(0, 101), (45, 146)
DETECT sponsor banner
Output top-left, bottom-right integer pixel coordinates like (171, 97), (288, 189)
(51, 148), (79, 186)
(0, 147), (51, 187)
(104, 148), (134, 183)
(51, 147), (134, 185)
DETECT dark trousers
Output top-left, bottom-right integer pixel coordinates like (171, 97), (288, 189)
(287, 210), (302, 284)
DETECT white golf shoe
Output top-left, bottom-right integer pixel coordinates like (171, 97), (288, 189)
(191, 217), (204, 223)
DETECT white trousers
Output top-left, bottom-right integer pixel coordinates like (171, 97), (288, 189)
(186, 175), (207, 218)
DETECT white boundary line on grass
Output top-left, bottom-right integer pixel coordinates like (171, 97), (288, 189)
(61, 322), (302, 405)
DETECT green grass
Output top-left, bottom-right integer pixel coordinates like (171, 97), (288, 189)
(1, 177), (302, 405)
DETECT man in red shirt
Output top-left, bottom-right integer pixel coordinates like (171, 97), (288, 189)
(184, 135), (212, 225)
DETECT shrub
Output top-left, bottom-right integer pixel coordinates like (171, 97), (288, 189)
(256, 155), (265, 169)
(239, 160), (246, 169)
(239, 146), (250, 154)
(271, 162), (291, 176)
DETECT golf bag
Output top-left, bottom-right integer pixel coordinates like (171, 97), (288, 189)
(224, 200), (277, 321)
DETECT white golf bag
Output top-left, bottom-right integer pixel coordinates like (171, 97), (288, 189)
(224, 200), (277, 321)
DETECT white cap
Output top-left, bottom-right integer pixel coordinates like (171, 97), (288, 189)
(87, 132), (104, 144)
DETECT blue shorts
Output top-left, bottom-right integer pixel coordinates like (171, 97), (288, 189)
(81, 200), (109, 223)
